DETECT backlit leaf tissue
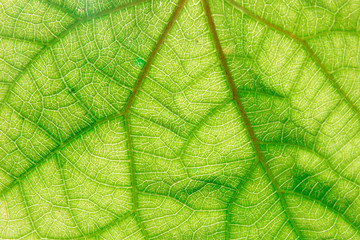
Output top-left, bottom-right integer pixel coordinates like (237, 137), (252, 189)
(0, 0), (359, 239)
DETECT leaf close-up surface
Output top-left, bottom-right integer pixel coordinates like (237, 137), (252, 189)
(0, 0), (360, 239)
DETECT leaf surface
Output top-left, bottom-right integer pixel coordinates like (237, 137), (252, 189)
(0, 0), (360, 239)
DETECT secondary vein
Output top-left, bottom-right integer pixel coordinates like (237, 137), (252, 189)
(123, 0), (187, 238)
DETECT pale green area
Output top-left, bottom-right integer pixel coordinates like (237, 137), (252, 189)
(0, 0), (359, 239)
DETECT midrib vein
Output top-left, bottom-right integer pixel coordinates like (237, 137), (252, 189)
(201, 0), (303, 238)
(124, 0), (187, 239)
(225, 0), (360, 121)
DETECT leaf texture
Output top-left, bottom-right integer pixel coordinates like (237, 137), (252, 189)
(0, 0), (360, 239)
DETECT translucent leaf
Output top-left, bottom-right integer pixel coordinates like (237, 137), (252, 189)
(0, 0), (359, 238)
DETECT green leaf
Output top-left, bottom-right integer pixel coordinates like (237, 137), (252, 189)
(0, 0), (359, 238)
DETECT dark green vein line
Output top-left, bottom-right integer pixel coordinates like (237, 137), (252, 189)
(50, 48), (98, 121)
(56, 153), (85, 237)
(4, 101), (61, 145)
(178, 98), (233, 179)
(31, 211), (134, 240)
(282, 190), (360, 233)
(225, 0), (360, 121)
(201, 0), (303, 238)
(0, 35), (46, 46)
(225, 161), (259, 240)
(82, 0), (147, 20)
(0, 81), (13, 85)
(302, 30), (360, 40)
(0, 0), (149, 112)
(259, 140), (360, 191)
(0, 111), (124, 197)
(125, 116), (150, 240)
(0, 58), (22, 71)
(82, 211), (134, 239)
(42, 0), (81, 20)
(123, 0), (187, 239)
(19, 182), (42, 238)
